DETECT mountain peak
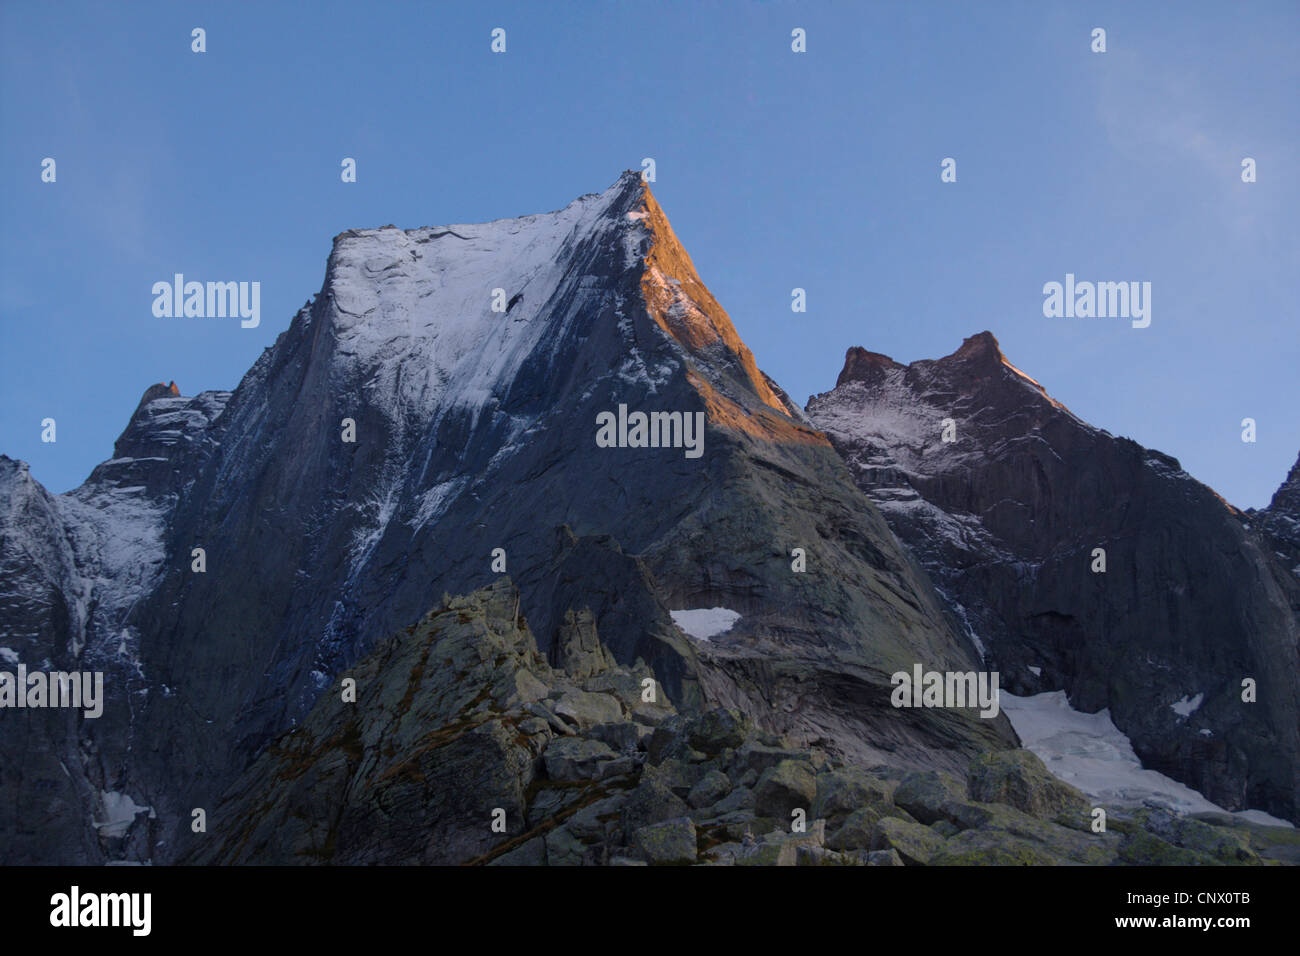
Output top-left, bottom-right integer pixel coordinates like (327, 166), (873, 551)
(631, 179), (816, 439)
(950, 330), (1003, 361)
(835, 346), (904, 387)
(941, 331), (1071, 414)
(137, 381), (180, 406)
(311, 171), (820, 447)
(1267, 450), (1300, 516)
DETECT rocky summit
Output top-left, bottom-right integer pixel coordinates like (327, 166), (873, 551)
(1, 176), (1296, 866)
(807, 331), (1300, 824)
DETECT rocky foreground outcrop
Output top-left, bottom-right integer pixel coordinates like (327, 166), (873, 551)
(185, 580), (1299, 865)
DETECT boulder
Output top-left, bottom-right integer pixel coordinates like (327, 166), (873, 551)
(937, 798), (1120, 864)
(544, 825), (587, 866)
(623, 774), (691, 831)
(893, 770), (965, 825)
(634, 817), (698, 865)
(812, 768), (896, 824)
(733, 742), (811, 778)
(871, 816), (946, 865)
(754, 759), (818, 820)
(827, 807), (881, 851)
(649, 758), (705, 797)
(966, 750), (1088, 819)
(710, 787), (755, 815)
(553, 689), (624, 729)
(566, 796), (626, 843)
(686, 708), (751, 754)
(542, 736), (615, 781)
(511, 669), (551, 704)
(588, 721), (641, 752)
(688, 769), (733, 809)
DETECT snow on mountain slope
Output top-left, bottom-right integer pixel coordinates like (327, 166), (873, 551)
(670, 607), (741, 641)
(0, 385), (230, 864)
(808, 331), (1300, 824)
(327, 187), (651, 432)
(1004, 691), (1293, 828)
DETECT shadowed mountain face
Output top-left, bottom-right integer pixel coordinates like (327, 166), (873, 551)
(0, 173), (1012, 864)
(182, 577), (1299, 866)
(807, 332), (1300, 823)
(1255, 453), (1300, 604)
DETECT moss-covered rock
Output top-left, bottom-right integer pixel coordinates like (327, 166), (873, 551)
(930, 829), (1063, 866)
(1118, 829), (1218, 866)
(687, 769), (732, 809)
(931, 820), (960, 839)
(754, 759), (818, 820)
(947, 798), (1119, 863)
(828, 807), (881, 851)
(893, 770), (965, 825)
(871, 816), (947, 865)
(812, 767), (897, 825)
(686, 708), (751, 755)
(634, 816), (697, 865)
(967, 750), (1088, 819)
(1135, 810), (1262, 865)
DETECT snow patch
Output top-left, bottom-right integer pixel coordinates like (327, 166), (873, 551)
(409, 477), (470, 532)
(1171, 693), (1203, 718)
(1003, 691), (1293, 828)
(94, 790), (156, 839)
(347, 480), (401, 579)
(671, 608), (741, 641)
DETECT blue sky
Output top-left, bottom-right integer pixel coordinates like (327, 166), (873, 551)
(2, 0), (1296, 507)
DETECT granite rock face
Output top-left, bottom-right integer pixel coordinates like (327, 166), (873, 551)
(0, 386), (230, 865)
(807, 332), (1300, 822)
(1253, 451), (1300, 604)
(1, 174), (1011, 863)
